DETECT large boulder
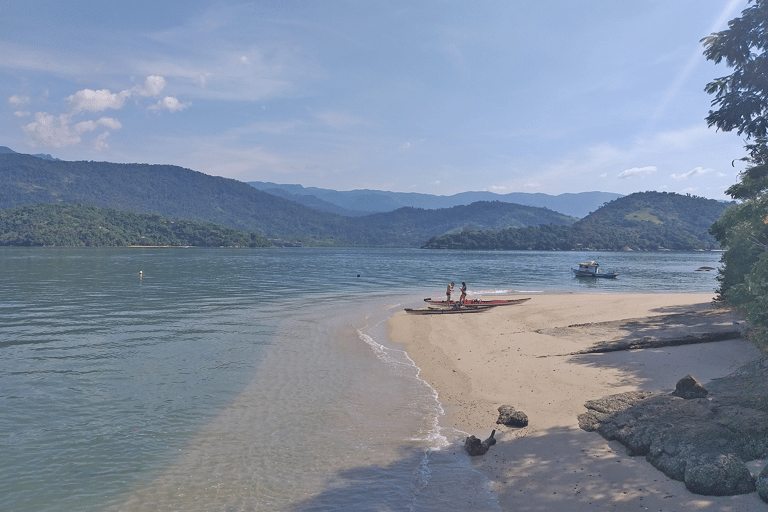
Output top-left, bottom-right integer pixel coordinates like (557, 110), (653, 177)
(496, 405), (528, 427)
(672, 374), (708, 399)
(684, 452), (755, 496)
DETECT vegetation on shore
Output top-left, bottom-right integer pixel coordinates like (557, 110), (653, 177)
(0, 203), (272, 247)
(703, 0), (768, 350)
(421, 191), (729, 251)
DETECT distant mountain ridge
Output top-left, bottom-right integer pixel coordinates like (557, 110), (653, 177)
(0, 150), (575, 247)
(248, 181), (623, 218)
(0, 145), (59, 161)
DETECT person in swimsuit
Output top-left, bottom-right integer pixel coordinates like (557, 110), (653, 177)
(446, 282), (454, 302)
(459, 282), (467, 304)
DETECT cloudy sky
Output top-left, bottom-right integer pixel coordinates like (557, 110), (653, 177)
(0, 0), (751, 199)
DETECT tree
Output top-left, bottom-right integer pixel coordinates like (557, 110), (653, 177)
(703, 0), (768, 349)
(702, 0), (768, 138)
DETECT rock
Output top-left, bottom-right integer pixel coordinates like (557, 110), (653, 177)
(579, 367), (768, 497)
(464, 430), (497, 456)
(757, 464), (768, 503)
(496, 405), (528, 427)
(684, 452), (755, 496)
(577, 391), (653, 432)
(672, 374), (708, 399)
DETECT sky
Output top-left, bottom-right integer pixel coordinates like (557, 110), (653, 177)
(0, 0), (753, 200)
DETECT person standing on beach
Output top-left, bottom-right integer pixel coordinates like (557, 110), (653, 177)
(446, 282), (454, 302)
(460, 282), (467, 304)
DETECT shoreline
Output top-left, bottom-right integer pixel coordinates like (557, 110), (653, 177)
(389, 293), (766, 511)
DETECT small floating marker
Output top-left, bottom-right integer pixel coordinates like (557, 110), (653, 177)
(357, 274), (360, 277)
(139, 271), (143, 277)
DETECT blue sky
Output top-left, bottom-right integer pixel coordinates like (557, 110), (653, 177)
(0, 0), (750, 199)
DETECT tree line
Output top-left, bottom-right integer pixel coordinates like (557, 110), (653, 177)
(0, 203), (272, 247)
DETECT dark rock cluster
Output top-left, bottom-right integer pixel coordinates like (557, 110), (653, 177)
(579, 368), (768, 501)
(496, 405), (528, 427)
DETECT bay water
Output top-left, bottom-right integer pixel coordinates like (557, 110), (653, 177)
(0, 248), (722, 511)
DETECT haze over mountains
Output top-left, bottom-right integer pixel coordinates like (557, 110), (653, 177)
(249, 181), (622, 219)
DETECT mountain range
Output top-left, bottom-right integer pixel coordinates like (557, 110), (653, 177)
(0, 147), (728, 249)
(248, 181), (622, 218)
(0, 148), (574, 246)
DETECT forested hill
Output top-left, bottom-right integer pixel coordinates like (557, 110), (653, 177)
(0, 152), (347, 244)
(0, 152), (574, 246)
(0, 203), (272, 247)
(422, 192), (732, 251)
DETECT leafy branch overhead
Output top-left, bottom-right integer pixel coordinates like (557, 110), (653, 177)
(703, 0), (768, 349)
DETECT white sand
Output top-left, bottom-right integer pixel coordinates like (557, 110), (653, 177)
(389, 293), (766, 511)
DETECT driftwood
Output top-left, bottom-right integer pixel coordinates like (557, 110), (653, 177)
(464, 430), (496, 456)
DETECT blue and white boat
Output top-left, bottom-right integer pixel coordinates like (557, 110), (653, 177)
(573, 260), (618, 279)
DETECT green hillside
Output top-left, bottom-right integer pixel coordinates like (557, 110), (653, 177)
(421, 191), (731, 251)
(0, 152), (575, 247)
(0, 152), (348, 244)
(0, 203), (272, 247)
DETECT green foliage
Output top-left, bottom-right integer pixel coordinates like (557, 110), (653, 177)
(703, 1), (768, 350)
(422, 192), (729, 251)
(0, 203), (272, 247)
(701, 0), (768, 137)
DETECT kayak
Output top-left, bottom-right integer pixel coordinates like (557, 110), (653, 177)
(405, 305), (494, 315)
(423, 297), (531, 307)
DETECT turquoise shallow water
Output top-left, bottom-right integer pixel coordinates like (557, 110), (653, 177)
(0, 247), (722, 511)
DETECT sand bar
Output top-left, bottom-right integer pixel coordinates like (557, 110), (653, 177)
(389, 293), (766, 511)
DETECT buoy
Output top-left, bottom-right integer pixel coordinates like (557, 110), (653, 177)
(139, 271), (143, 277)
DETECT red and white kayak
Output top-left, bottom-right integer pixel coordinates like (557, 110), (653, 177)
(423, 297), (531, 307)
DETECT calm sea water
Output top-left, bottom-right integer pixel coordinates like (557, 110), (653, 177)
(0, 248), (722, 511)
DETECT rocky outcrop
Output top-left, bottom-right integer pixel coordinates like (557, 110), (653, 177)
(465, 430), (497, 456)
(496, 405), (528, 427)
(579, 366), (768, 499)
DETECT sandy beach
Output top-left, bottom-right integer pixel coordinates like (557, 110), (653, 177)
(390, 293), (766, 511)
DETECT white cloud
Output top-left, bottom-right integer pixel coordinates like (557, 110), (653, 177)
(671, 166), (710, 181)
(23, 112), (84, 147)
(67, 88), (129, 113)
(67, 76), (170, 113)
(135, 75), (166, 97)
(92, 132), (111, 151)
(524, 182), (540, 188)
(22, 112), (122, 148)
(618, 166), (657, 178)
(149, 96), (190, 112)
(22, 113), (123, 148)
(13, 111), (30, 118)
(8, 94), (29, 107)
(18, 76), (184, 148)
